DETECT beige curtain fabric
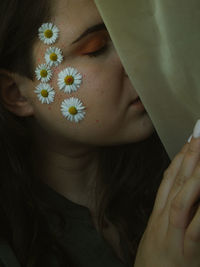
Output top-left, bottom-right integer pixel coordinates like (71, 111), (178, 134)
(94, 0), (200, 159)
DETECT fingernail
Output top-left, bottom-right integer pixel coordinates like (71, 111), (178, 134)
(193, 119), (200, 138)
(187, 135), (192, 143)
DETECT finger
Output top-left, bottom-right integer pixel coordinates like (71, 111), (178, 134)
(166, 163), (200, 249)
(165, 124), (200, 212)
(171, 136), (200, 192)
(184, 159), (200, 260)
(169, 168), (200, 230)
(185, 204), (200, 259)
(151, 120), (200, 217)
(152, 142), (188, 214)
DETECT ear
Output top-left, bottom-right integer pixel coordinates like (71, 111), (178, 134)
(0, 70), (34, 117)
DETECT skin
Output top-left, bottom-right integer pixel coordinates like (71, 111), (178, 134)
(1, 0), (152, 260)
(3, 0), (200, 266)
(134, 133), (200, 267)
(31, 0), (153, 146)
(14, 0), (154, 208)
(0, 2), (154, 258)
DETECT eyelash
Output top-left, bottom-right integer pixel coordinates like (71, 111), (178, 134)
(86, 44), (109, 57)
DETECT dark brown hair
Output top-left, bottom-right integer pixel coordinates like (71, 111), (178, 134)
(0, 0), (170, 266)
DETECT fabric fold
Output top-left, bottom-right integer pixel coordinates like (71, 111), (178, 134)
(94, 0), (200, 158)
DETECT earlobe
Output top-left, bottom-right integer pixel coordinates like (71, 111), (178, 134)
(0, 71), (34, 117)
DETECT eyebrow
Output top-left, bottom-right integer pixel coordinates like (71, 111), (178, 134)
(71, 23), (106, 44)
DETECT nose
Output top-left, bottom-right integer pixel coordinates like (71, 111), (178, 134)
(122, 65), (129, 77)
(114, 48), (129, 77)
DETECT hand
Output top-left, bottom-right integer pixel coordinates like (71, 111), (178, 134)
(134, 120), (200, 267)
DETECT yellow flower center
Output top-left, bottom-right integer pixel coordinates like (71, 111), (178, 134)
(40, 69), (48, 78)
(50, 53), (57, 61)
(44, 29), (53, 38)
(41, 90), (49, 98)
(64, 75), (74, 85)
(68, 106), (78, 115)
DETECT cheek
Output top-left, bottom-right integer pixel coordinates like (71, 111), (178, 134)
(80, 65), (124, 109)
(34, 45), (48, 65)
(32, 50), (123, 128)
(53, 67), (60, 77)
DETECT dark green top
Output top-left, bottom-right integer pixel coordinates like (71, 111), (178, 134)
(0, 185), (133, 267)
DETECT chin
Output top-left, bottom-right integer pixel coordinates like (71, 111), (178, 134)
(126, 130), (155, 145)
(100, 127), (155, 147)
(123, 115), (155, 144)
(133, 128), (155, 143)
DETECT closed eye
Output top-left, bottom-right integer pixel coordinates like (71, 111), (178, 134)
(84, 45), (109, 57)
(75, 30), (111, 58)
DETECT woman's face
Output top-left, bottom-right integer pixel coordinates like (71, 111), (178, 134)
(28, 0), (154, 146)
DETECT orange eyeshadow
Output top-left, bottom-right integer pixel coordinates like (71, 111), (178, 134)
(75, 31), (109, 55)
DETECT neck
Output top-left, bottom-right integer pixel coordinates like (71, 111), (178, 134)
(31, 130), (101, 211)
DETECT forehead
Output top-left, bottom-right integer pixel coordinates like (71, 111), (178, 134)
(52, 0), (102, 42)
(33, 0), (103, 61)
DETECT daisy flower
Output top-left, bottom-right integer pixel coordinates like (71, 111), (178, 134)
(38, 23), (59, 45)
(35, 64), (52, 82)
(61, 97), (86, 123)
(45, 47), (63, 67)
(35, 83), (55, 104)
(57, 67), (82, 94)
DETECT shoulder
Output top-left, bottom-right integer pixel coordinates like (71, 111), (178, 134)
(0, 239), (21, 267)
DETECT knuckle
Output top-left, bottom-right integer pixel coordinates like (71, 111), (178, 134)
(177, 150), (187, 159)
(169, 198), (185, 227)
(174, 174), (188, 188)
(187, 145), (199, 156)
(184, 151), (197, 163)
(164, 152), (185, 178)
(171, 195), (184, 213)
(172, 152), (185, 166)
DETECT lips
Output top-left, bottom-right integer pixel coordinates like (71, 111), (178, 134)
(128, 96), (146, 112)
